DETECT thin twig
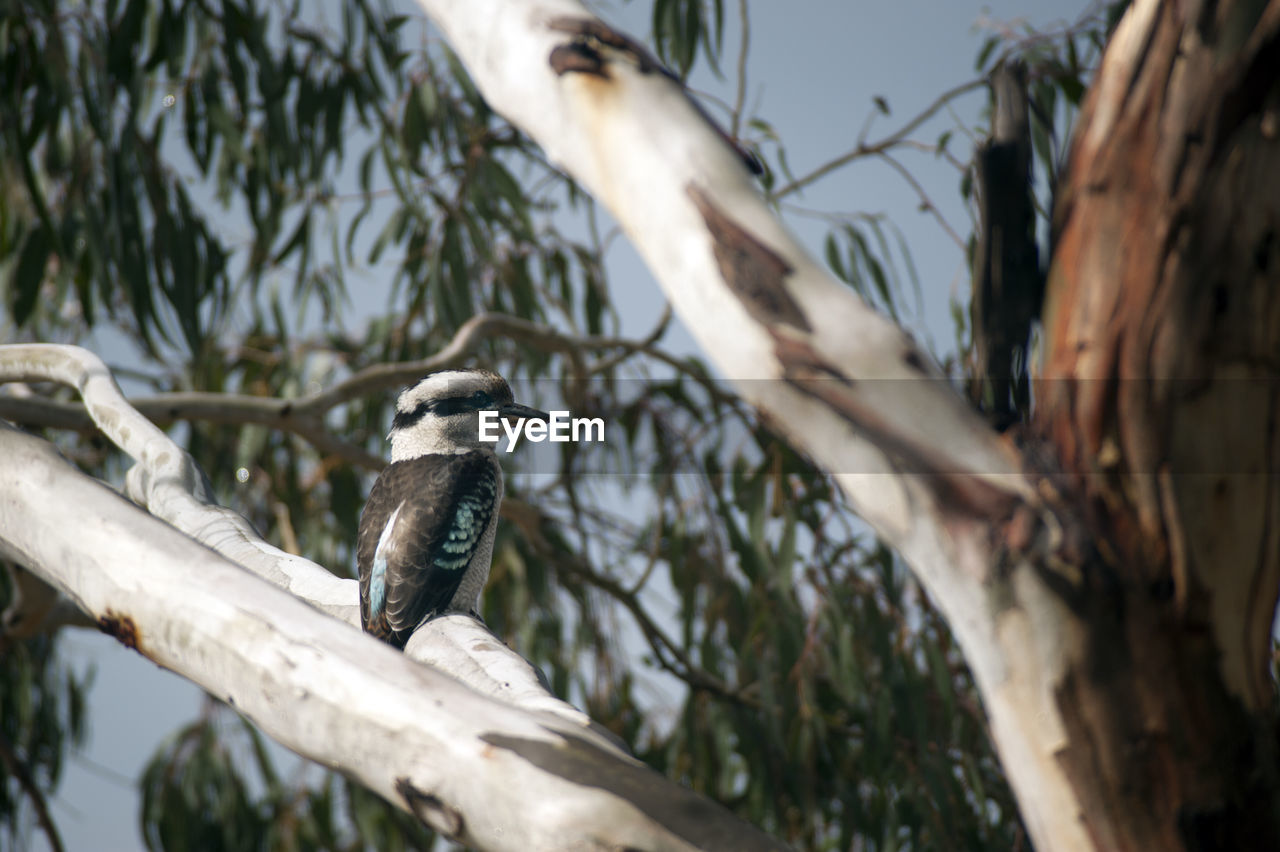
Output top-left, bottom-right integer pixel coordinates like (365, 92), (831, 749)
(772, 77), (986, 200)
(585, 305), (672, 375)
(0, 313), (675, 471)
(875, 150), (967, 251)
(505, 499), (750, 706)
(297, 312), (634, 415)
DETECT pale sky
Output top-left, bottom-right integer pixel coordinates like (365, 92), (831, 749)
(40, 2), (1096, 849)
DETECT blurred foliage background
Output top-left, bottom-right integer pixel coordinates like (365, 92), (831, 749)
(1, 0), (1125, 849)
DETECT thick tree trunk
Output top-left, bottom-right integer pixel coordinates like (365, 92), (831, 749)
(1033, 0), (1280, 846)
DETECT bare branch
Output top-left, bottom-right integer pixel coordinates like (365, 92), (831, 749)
(0, 313), (673, 471)
(772, 77), (986, 200)
(874, 150), (967, 251)
(416, 1), (1032, 570)
(0, 344), (596, 720)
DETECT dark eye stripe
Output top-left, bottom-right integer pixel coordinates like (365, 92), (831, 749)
(393, 391), (495, 430)
(432, 395), (478, 417)
(392, 403), (429, 431)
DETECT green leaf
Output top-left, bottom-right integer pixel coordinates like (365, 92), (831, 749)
(402, 80), (437, 158)
(975, 35), (1000, 71)
(1056, 65), (1086, 106)
(936, 129), (952, 156)
(272, 210), (311, 266)
(107, 0), (147, 84)
(10, 224), (52, 325)
(824, 231), (847, 281)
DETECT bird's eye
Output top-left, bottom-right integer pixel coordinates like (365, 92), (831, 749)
(471, 391), (492, 407)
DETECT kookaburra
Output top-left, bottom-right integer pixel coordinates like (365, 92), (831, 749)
(357, 370), (546, 649)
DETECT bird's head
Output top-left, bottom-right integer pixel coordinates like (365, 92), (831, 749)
(388, 369), (546, 461)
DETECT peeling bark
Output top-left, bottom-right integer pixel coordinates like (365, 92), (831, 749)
(97, 611), (142, 651)
(1033, 0), (1280, 846)
(969, 60), (1041, 428)
(687, 184), (806, 332)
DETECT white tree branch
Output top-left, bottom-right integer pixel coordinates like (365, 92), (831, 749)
(413, 0), (1028, 685)
(412, 0), (1032, 582)
(407, 4), (1100, 849)
(0, 344), (776, 850)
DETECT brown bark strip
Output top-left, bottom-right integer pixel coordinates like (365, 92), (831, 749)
(547, 16), (672, 78)
(772, 331), (1017, 519)
(548, 44), (608, 79)
(1033, 0), (1280, 847)
(687, 185), (807, 332)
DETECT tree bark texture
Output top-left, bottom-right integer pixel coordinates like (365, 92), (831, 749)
(1035, 0), (1280, 846)
(970, 60), (1041, 428)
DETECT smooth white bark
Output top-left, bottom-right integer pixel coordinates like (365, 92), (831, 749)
(411, 0), (1029, 678)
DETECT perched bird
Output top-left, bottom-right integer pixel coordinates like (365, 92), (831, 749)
(357, 370), (546, 649)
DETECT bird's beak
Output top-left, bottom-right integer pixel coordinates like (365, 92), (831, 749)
(497, 402), (549, 422)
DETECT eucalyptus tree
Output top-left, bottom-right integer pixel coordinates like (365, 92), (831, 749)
(5, 1), (1275, 851)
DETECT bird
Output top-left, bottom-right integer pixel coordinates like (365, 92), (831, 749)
(357, 369), (546, 649)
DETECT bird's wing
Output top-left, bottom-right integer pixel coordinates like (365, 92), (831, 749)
(357, 452), (498, 647)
